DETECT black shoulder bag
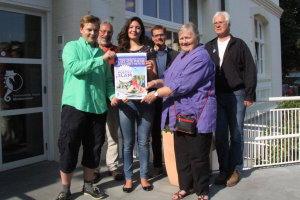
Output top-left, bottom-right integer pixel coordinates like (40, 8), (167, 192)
(174, 88), (211, 134)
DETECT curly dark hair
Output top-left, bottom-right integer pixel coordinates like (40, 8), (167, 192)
(117, 16), (146, 53)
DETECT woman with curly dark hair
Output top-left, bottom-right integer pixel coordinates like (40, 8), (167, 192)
(117, 16), (157, 193)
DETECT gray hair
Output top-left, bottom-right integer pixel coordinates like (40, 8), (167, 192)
(100, 21), (113, 33)
(178, 22), (200, 43)
(212, 11), (231, 26)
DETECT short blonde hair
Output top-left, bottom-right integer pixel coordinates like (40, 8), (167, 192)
(178, 22), (200, 43)
(80, 15), (100, 28)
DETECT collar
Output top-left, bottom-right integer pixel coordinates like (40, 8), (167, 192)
(154, 45), (168, 52)
(79, 37), (99, 48)
(99, 43), (117, 52)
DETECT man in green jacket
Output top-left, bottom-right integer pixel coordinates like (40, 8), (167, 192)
(56, 15), (117, 200)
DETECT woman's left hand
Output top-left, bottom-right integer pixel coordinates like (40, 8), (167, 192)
(145, 60), (154, 71)
(141, 91), (157, 104)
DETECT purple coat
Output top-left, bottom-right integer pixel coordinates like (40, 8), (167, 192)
(161, 45), (217, 133)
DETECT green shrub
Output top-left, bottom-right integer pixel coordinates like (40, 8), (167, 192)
(278, 100), (300, 109)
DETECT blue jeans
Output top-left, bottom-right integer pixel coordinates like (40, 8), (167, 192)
(119, 101), (155, 180)
(215, 89), (246, 174)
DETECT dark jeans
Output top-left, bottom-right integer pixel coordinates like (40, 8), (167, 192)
(174, 131), (212, 196)
(215, 89), (246, 174)
(58, 105), (107, 173)
(151, 99), (163, 168)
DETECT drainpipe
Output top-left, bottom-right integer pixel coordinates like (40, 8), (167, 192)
(221, 0), (225, 11)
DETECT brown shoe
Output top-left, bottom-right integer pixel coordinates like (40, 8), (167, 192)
(226, 170), (240, 187)
(214, 173), (227, 185)
(108, 169), (124, 181)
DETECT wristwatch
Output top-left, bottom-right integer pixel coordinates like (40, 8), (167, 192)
(154, 90), (159, 98)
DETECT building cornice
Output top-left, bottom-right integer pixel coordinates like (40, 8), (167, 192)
(252, 0), (283, 18)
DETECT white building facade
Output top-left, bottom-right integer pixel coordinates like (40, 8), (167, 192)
(0, 0), (283, 171)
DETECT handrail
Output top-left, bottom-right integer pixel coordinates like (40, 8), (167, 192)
(268, 96), (300, 101)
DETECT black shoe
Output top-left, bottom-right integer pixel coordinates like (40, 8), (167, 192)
(108, 169), (124, 181)
(83, 185), (105, 199)
(122, 185), (133, 193)
(142, 184), (153, 191)
(93, 172), (101, 184)
(56, 191), (71, 200)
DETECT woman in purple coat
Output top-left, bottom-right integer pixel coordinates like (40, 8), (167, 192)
(142, 23), (216, 200)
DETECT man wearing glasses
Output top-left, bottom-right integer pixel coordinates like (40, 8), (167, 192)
(149, 25), (179, 177)
(93, 21), (124, 182)
(205, 11), (257, 187)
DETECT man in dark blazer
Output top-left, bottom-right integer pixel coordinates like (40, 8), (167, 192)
(149, 25), (179, 177)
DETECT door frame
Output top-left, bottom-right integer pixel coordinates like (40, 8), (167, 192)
(0, 6), (48, 171)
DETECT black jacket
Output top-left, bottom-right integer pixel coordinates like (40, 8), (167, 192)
(205, 35), (257, 101)
(166, 47), (179, 69)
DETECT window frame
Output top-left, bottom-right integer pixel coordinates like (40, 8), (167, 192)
(126, 0), (185, 31)
(254, 18), (265, 78)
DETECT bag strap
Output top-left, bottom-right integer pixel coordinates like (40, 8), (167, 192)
(173, 87), (212, 123)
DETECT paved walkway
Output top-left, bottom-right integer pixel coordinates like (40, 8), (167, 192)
(1, 161), (300, 200)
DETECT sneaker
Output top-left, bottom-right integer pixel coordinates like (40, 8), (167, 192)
(83, 185), (105, 199)
(226, 170), (240, 187)
(93, 172), (101, 184)
(56, 191), (71, 200)
(148, 167), (164, 178)
(214, 173), (227, 185)
(108, 169), (124, 181)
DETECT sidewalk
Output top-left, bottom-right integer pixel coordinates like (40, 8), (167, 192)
(0, 161), (300, 200)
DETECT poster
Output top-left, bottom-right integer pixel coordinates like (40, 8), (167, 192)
(114, 53), (147, 99)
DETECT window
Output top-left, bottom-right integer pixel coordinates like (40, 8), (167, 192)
(126, 0), (135, 12)
(254, 19), (264, 75)
(189, 0), (198, 25)
(143, 0), (156, 17)
(145, 26), (179, 51)
(173, 0), (183, 23)
(159, 0), (171, 21)
(141, 0), (183, 24)
(126, 0), (186, 50)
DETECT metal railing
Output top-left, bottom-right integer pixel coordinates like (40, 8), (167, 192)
(244, 96), (300, 169)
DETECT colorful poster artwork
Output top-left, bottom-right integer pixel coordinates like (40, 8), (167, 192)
(114, 53), (147, 99)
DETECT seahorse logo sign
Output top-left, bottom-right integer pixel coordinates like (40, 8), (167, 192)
(4, 70), (23, 102)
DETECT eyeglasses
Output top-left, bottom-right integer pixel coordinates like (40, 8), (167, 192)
(153, 33), (165, 38)
(100, 30), (112, 35)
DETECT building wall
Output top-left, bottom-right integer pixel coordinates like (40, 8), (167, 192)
(91, 0), (125, 46)
(0, 0), (284, 166)
(51, 0), (126, 161)
(51, 0), (92, 161)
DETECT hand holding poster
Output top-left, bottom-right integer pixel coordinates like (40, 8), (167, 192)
(114, 53), (147, 99)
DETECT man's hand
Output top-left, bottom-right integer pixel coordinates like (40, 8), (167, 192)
(103, 50), (116, 61)
(244, 100), (253, 107)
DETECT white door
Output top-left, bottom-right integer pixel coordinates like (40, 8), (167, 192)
(0, 8), (47, 171)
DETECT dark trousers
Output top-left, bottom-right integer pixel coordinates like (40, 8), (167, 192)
(174, 131), (212, 196)
(58, 105), (107, 173)
(151, 99), (163, 168)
